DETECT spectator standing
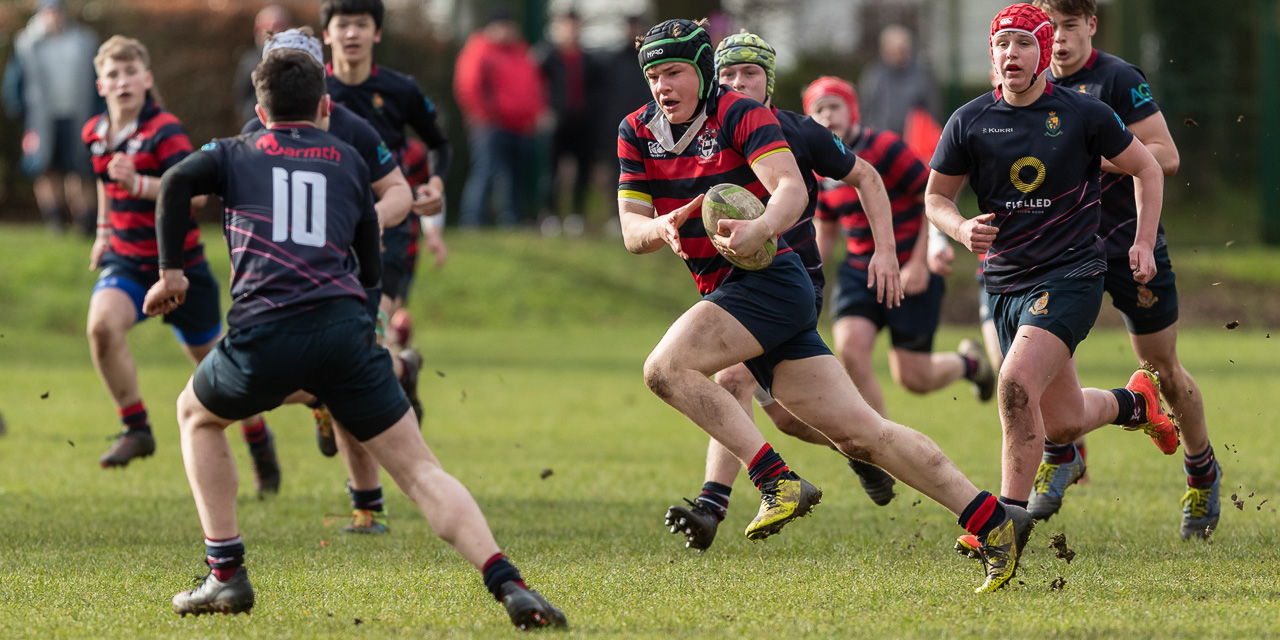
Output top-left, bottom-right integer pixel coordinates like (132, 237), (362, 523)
(536, 9), (599, 234)
(453, 9), (547, 227)
(2, 0), (99, 235)
(857, 24), (938, 137)
(232, 5), (293, 125)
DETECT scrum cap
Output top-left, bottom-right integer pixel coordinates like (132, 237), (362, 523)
(714, 32), (777, 98)
(990, 3), (1054, 79)
(802, 76), (861, 127)
(637, 19), (715, 100)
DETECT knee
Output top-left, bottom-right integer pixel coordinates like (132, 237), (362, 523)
(716, 366), (755, 401)
(642, 355), (675, 401)
(998, 376), (1033, 417)
(175, 387), (200, 432)
(86, 316), (121, 349)
(892, 365), (931, 395)
(827, 417), (889, 464)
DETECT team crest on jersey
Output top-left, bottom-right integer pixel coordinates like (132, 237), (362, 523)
(372, 92), (385, 114)
(200, 142), (217, 151)
(126, 137), (144, 155)
(1028, 292), (1050, 316)
(648, 141), (666, 157)
(1044, 111), (1062, 137)
(1136, 285), (1158, 309)
(90, 140), (106, 156)
(1077, 84), (1089, 93)
(696, 127), (719, 160)
(831, 132), (846, 154)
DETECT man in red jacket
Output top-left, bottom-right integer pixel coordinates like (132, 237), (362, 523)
(453, 9), (547, 227)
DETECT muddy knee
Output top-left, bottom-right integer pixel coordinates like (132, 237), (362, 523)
(642, 356), (675, 401)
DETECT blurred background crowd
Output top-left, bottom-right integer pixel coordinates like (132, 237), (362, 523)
(1, 0), (1278, 242)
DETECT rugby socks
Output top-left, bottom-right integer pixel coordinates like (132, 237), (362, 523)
(695, 482), (732, 521)
(998, 496), (1029, 509)
(960, 353), (980, 381)
(205, 535), (245, 582)
(119, 401), (150, 434)
(959, 491), (1011, 538)
(1185, 445), (1218, 488)
(482, 553), (527, 601)
(349, 485), (385, 513)
(1044, 439), (1078, 464)
(747, 444), (795, 490)
(239, 416), (269, 445)
(1109, 388), (1146, 426)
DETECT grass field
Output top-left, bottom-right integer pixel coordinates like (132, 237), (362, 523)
(1, 226), (1278, 639)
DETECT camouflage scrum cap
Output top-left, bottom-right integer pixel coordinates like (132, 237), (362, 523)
(714, 32), (776, 98)
(637, 19), (715, 100)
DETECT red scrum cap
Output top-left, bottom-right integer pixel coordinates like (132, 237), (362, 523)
(802, 76), (861, 127)
(990, 3), (1053, 78)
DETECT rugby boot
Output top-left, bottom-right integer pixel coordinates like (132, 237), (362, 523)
(664, 498), (720, 551)
(399, 348), (424, 426)
(971, 506), (1034, 593)
(313, 405), (338, 457)
(100, 429), (156, 468)
(959, 338), (996, 402)
(954, 534), (981, 559)
(498, 581), (568, 631)
(340, 508), (389, 534)
(1124, 368), (1180, 455)
(745, 475), (821, 541)
(1027, 445), (1087, 521)
(1180, 461), (1222, 540)
(248, 428), (281, 495)
(848, 458), (896, 506)
(173, 567), (255, 616)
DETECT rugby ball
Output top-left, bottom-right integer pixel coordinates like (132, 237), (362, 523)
(701, 184), (776, 270)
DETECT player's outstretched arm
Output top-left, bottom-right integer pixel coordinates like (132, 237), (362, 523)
(1108, 137), (1164, 284)
(839, 156), (902, 305)
(619, 196), (694, 258)
(925, 170), (996, 254)
(90, 179), (110, 270)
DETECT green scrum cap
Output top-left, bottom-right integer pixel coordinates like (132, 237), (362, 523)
(714, 32), (777, 98)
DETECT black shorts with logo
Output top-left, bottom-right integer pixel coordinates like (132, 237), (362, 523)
(193, 298), (410, 440)
(990, 275), (1104, 357)
(1103, 244), (1179, 335)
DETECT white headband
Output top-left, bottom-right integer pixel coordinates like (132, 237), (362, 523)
(263, 29), (324, 66)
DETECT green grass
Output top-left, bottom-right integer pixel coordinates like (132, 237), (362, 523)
(0, 225), (1278, 638)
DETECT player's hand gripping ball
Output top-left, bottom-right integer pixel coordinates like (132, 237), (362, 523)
(701, 183), (776, 270)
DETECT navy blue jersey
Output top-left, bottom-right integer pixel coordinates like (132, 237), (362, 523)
(325, 63), (448, 173)
(241, 102), (397, 183)
(197, 126), (377, 328)
(931, 83), (1134, 293)
(773, 107), (859, 285)
(1048, 49), (1164, 258)
(618, 85), (792, 294)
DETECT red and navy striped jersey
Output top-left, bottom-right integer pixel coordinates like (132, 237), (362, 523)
(83, 96), (202, 268)
(1048, 49), (1164, 259)
(931, 84), (1133, 294)
(617, 85), (792, 294)
(196, 126), (377, 329)
(816, 127), (928, 269)
(772, 108), (858, 286)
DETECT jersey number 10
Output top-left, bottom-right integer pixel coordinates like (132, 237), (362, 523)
(272, 168), (327, 247)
